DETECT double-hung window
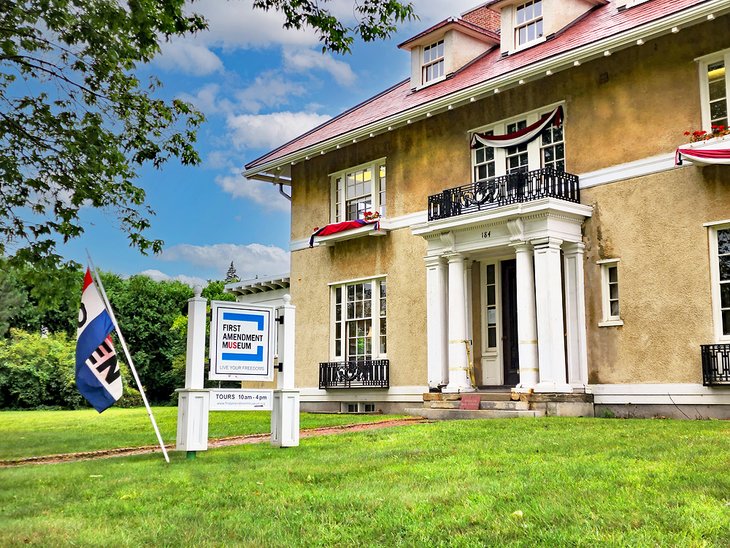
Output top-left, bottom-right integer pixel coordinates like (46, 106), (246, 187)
(471, 105), (565, 183)
(515, 0), (543, 48)
(422, 40), (445, 85)
(331, 160), (386, 222)
(699, 50), (729, 130)
(598, 259), (623, 327)
(709, 223), (730, 341)
(331, 278), (387, 361)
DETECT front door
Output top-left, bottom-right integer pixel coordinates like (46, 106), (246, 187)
(501, 259), (519, 386)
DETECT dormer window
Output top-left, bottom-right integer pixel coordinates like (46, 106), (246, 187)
(422, 40), (445, 84)
(515, 0), (543, 47)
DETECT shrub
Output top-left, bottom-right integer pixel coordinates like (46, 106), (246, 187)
(0, 329), (144, 410)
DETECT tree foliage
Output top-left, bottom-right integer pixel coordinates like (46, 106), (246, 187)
(253, 0), (417, 54)
(0, 328), (143, 409)
(103, 273), (193, 403)
(0, 0), (206, 263)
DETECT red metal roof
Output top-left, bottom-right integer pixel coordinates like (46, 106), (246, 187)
(246, 0), (714, 171)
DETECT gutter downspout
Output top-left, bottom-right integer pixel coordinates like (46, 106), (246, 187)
(274, 172), (291, 201)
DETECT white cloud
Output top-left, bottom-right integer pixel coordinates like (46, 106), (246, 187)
(139, 269), (208, 288)
(215, 170), (291, 212)
(227, 111), (330, 150)
(186, 0), (320, 50)
(157, 40), (224, 76)
(235, 71), (307, 113)
(160, 243), (290, 280)
(283, 48), (356, 86)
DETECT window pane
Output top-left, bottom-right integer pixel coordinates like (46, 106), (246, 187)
(719, 256), (730, 281)
(711, 100), (727, 121)
(487, 285), (495, 305)
(723, 310), (730, 336)
(608, 266), (618, 283)
(487, 308), (497, 325)
(488, 327), (497, 348)
(486, 264), (495, 284)
(610, 300), (620, 317)
(609, 283), (619, 300)
(709, 80), (725, 101)
(718, 229), (730, 254)
(721, 283), (730, 308)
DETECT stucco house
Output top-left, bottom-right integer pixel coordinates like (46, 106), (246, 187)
(242, 0), (730, 418)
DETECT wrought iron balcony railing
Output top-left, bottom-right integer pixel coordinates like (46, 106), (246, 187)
(701, 344), (730, 385)
(428, 167), (580, 221)
(319, 359), (389, 389)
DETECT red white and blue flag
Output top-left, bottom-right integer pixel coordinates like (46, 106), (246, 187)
(76, 268), (123, 412)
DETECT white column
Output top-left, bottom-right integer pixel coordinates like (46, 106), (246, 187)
(533, 238), (572, 393)
(563, 242), (589, 389)
(443, 253), (475, 393)
(272, 294), (299, 447)
(512, 242), (539, 391)
(276, 294), (296, 390)
(176, 285), (209, 452)
(184, 287), (207, 389)
(425, 255), (448, 388)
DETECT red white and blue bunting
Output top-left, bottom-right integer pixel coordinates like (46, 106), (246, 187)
(470, 106), (563, 149)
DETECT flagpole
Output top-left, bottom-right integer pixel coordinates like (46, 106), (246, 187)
(86, 251), (170, 464)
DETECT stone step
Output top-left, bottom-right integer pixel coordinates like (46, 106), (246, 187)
(404, 407), (546, 420)
(425, 400), (530, 411)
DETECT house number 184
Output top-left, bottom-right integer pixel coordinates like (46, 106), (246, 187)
(482, 231), (491, 239)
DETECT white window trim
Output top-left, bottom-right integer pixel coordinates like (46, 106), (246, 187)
(513, 0), (544, 49)
(708, 222), (730, 343)
(697, 48), (730, 132)
(469, 102), (565, 182)
(598, 258), (623, 327)
(422, 39), (445, 86)
(329, 277), (387, 362)
(330, 158), (386, 223)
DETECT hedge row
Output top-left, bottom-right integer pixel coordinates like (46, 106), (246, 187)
(0, 329), (142, 410)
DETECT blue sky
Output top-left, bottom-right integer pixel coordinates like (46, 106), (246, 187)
(60, 0), (478, 286)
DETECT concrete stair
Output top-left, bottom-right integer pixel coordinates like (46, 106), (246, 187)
(405, 407), (546, 420)
(405, 389), (595, 419)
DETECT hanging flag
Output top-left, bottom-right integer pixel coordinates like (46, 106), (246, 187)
(471, 106), (563, 149)
(76, 268), (123, 412)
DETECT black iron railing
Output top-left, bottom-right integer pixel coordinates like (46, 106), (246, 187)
(319, 359), (389, 389)
(428, 167), (580, 221)
(701, 344), (730, 385)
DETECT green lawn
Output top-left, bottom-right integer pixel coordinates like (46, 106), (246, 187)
(0, 408), (402, 460)
(1, 417), (728, 546)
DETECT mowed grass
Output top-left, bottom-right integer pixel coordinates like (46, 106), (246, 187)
(1, 418), (729, 546)
(0, 408), (402, 460)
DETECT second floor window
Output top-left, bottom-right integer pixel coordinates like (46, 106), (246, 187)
(700, 50), (729, 130)
(331, 160), (386, 222)
(515, 0), (543, 47)
(472, 107), (565, 182)
(422, 40), (445, 84)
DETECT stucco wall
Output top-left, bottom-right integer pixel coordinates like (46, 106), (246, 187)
(290, 229), (427, 389)
(582, 165), (730, 384)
